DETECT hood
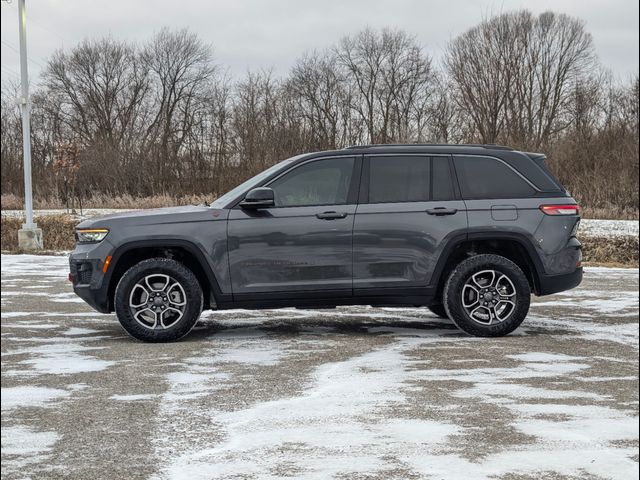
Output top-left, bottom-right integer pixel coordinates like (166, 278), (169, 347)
(76, 205), (225, 229)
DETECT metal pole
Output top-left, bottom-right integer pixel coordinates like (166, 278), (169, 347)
(18, 0), (35, 229)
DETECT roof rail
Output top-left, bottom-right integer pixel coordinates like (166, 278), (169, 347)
(343, 143), (514, 151)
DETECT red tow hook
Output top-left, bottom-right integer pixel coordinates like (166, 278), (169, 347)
(68, 272), (74, 283)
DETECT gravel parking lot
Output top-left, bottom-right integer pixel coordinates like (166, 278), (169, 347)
(1, 254), (638, 480)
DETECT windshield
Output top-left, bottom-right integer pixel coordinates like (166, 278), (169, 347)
(210, 156), (302, 208)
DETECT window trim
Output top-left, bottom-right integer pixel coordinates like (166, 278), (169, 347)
(360, 154), (455, 205)
(433, 155), (459, 202)
(262, 155), (361, 209)
(453, 154), (540, 200)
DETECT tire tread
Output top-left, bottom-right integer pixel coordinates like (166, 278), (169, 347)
(443, 254), (530, 337)
(114, 257), (203, 342)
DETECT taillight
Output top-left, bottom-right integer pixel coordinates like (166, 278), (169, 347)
(540, 204), (580, 216)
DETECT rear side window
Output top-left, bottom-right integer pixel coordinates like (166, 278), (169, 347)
(368, 156), (430, 203)
(533, 156), (565, 192)
(454, 156), (536, 199)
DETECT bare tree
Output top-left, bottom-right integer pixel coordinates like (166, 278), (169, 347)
(288, 51), (347, 149)
(445, 12), (521, 143)
(141, 28), (216, 191)
(0, 22), (637, 217)
(446, 10), (597, 147)
(335, 28), (433, 143)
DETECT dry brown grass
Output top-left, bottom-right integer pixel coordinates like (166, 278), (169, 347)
(1, 193), (215, 211)
(0, 194), (24, 210)
(580, 206), (639, 221)
(1, 215), (78, 252)
(581, 235), (639, 267)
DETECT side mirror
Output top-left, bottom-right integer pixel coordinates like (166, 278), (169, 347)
(240, 187), (275, 209)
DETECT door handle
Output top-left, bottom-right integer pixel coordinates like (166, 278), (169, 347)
(426, 207), (458, 216)
(316, 211), (348, 220)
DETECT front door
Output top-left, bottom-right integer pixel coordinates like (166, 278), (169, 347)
(353, 155), (468, 291)
(228, 156), (359, 297)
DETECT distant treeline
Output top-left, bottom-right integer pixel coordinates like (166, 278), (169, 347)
(1, 10), (638, 214)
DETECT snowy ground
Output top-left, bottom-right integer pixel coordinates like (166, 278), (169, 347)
(1, 255), (638, 480)
(579, 219), (639, 238)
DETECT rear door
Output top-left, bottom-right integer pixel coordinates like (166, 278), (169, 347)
(227, 156), (360, 297)
(353, 154), (467, 292)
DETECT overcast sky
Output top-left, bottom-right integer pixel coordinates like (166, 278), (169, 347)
(1, 0), (638, 86)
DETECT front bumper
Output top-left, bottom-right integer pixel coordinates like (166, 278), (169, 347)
(69, 240), (114, 313)
(538, 267), (583, 296)
(72, 282), (111, 313)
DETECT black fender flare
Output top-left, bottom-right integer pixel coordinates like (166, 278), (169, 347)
(430, 231), (545, 294)
(105, 239), (229, 310)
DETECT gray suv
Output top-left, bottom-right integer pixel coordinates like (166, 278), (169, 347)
(69, 144), (583, 342)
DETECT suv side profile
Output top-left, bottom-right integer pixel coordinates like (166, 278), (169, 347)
(70, 144), (583, 342)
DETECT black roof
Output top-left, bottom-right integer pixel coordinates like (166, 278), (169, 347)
(344, 143), (514, 151)
(329, 143), (523, 156)
(297, 143), (547, 160)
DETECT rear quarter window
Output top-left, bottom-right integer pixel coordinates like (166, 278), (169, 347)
(454, 155), (536, 199)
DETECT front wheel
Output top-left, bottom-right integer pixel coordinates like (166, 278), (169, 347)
(114, 258), (203, 342)
(443, 254), (530, 337)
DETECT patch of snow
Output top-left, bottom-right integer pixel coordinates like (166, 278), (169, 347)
(63, 327), (100, 336)
(66, 383), (88, 391)
(402, 448), (639, 480)
(507, 352), (584, 363)
(526, 315), (639, 349)
(1, 320), (58, 328)
(19, 352), (114, 376)
(580, 219), (639, 238)
(1, 254), (69, 277)
(454, 382), (606, 401)
(154, 342), (460, 479)
(1, 425), (60, 467)
(110, 394), (157, 401)
(4, 340), (115, 376)
(1, 386), (71, 411)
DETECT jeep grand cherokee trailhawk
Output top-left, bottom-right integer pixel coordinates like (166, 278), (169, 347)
(70, 144), (583, 342)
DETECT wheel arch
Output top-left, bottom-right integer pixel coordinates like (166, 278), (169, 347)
(432, 232), (544, 297)
(105, 239), (225, 312)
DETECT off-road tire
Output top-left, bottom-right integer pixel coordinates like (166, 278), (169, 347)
(115, 258), (203, 342)
(443, 254), (530, 337)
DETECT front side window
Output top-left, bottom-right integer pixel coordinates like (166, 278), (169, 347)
(212, 156), (300, 207)
(454, 156), (536, 199)
(269, 157), (354, 207)
(368, 156), (430, 203)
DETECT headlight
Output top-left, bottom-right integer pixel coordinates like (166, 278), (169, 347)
(76, 228), (109, 243)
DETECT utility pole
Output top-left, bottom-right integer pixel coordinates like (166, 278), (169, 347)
(16, 0), (43, 250)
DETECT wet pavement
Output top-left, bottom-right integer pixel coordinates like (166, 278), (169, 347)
(1, 255), (638, 480)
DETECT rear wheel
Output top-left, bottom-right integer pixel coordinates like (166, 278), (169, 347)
(443, 254), (530, 337)
(427, 304), (449, 319)
(115, 258), (203, 342)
